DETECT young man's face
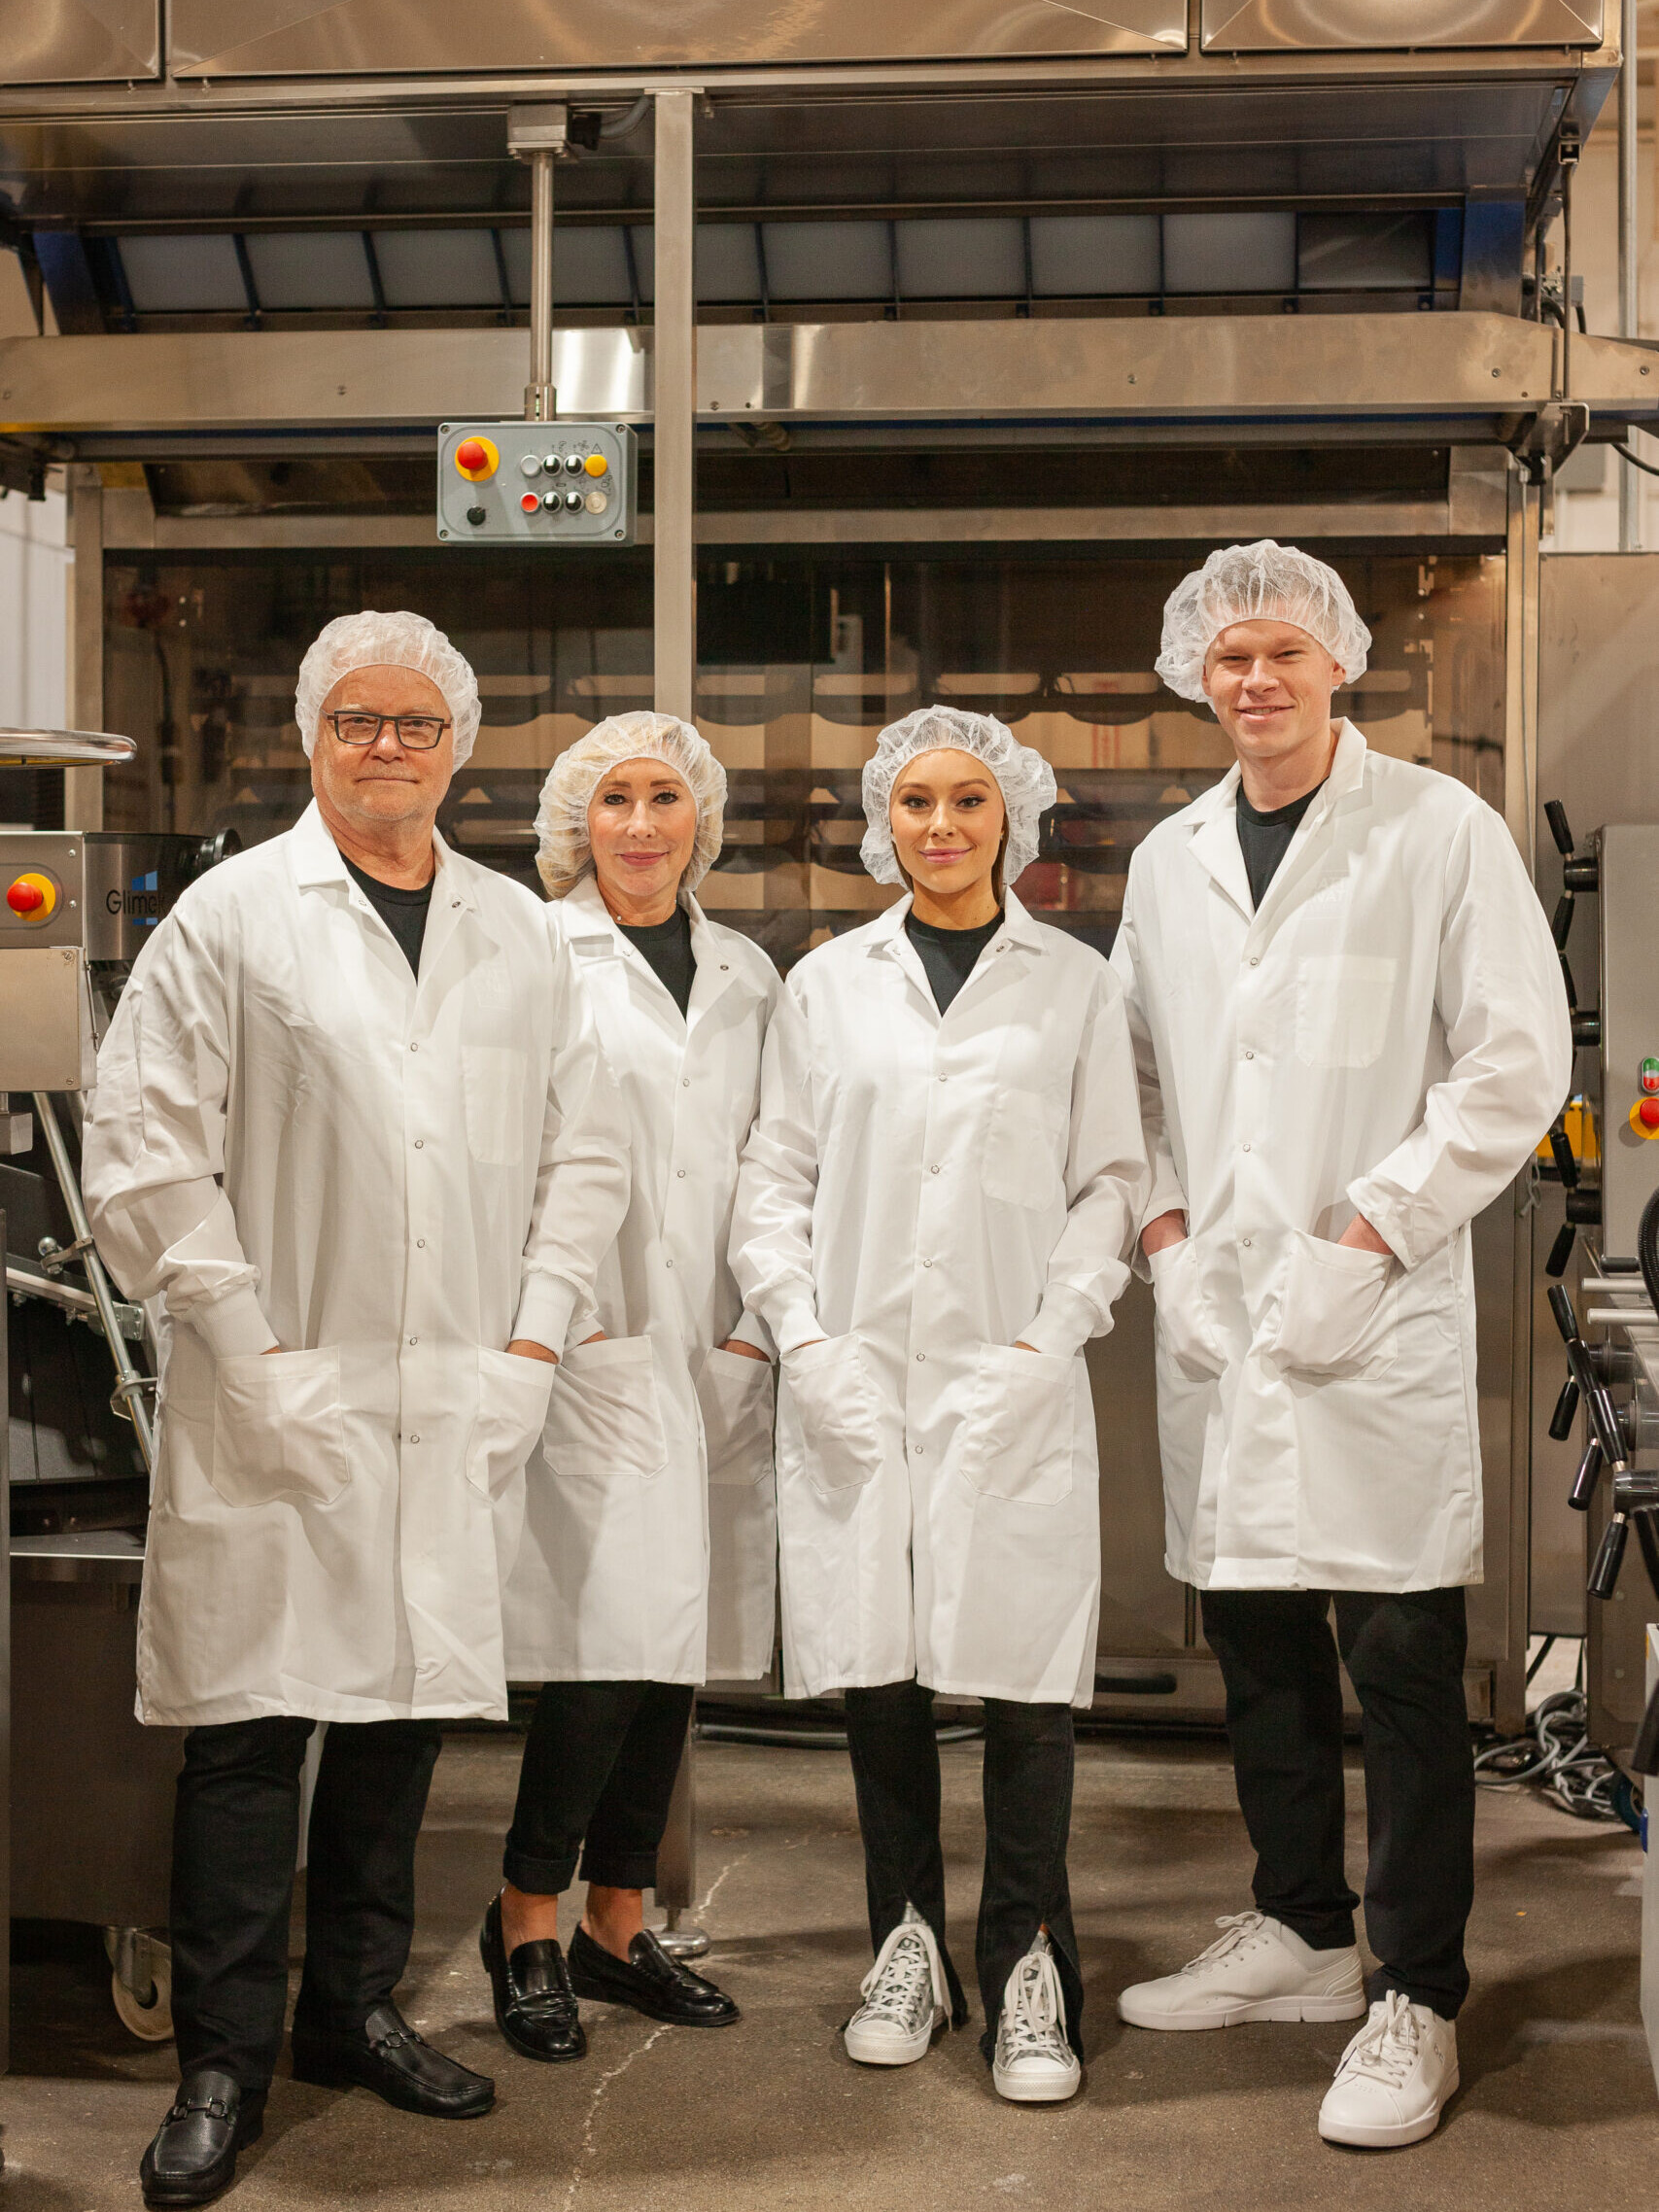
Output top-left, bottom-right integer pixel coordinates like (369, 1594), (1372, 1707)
(1201, 617), (1344, 774)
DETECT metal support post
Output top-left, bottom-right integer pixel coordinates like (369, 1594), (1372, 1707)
(31, 1092), (156, 1471)
(66, 467), (104, 831)
(1620, 0), (1642, 550)
(653, 89), (697, 723)
(507, 105), (567, 423)
(1504, 456), (1541, 876)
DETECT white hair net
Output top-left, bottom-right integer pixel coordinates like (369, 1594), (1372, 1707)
(859, 705), (1056, 888)
(294, 609), (482, 768)
(1156, 540), (1371, 705)
(535, 711), (727, 900)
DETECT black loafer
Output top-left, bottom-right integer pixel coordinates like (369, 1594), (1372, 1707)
(479, 1892), (587, 2063)
(140, 2070), (264, 2207)
(291, 2001), (494, 2118)
(568, 1923), (742, 2027)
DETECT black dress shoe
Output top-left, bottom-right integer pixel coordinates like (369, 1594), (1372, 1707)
(140, 2071), (264, 2208)
(291, 2002), (494, 2117)
(568, 1923), (742, 2026)
(479, 1892), (587, 2063)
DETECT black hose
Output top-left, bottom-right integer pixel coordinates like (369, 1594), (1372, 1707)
(1638, 1184), (1659, 1317)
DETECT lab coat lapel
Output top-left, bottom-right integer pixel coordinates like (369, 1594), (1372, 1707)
(1244, 721), (1371, 950)
(1184, 765), (1253, 923)
(938, 887), (1045, 1018)
(413, 832), (495, 998)
(866, 891), (940, 1017)
(684, 892), (748, 1039)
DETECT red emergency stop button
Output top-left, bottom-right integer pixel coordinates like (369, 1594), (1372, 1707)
(7, 871), (55, 918)
(520, 491), (539, 513)
(1640, 1099), (1659, 1131)
(454, 434), (499, 481)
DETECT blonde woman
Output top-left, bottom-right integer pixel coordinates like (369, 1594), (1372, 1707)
(482, 712), (780, 2062)
(733, 706), (1149, 2103)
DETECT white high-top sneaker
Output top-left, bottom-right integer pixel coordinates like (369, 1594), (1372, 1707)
(991, 1934), (1081, 2104)
(843, 1904), (949, 2066)
(1118, 1911), (1365, 2030)
(1318, 1992), (1459, 2147)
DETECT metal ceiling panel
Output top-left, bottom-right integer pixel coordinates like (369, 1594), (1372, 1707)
(1201, 0), (1604, 52)
(0, 1), (158, 83)
(167, 0), (1189, 79)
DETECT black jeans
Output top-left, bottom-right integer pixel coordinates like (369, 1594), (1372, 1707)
(843, 1679), (1083, 2059)
(1200, 1586), (1474, 2020)
(170, 1715), (443, 2094)
(504, 1679), (694, 1895)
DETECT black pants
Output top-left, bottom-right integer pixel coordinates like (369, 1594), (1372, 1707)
(1200, 1586), (1474, 2020)
(170, 1716), (443, 2093)
(844, 1679), (1083, 2059)
(503, 1679), (694, 1895)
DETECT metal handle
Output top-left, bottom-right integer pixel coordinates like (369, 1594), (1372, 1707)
(1569, 1436), (1602, 1510)
(1550, 1372), (1581, 1441)
(1589, 1511), (1628, 1599)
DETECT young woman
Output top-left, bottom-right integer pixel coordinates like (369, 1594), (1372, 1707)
(732, 705), (1149, 2103)
(482, 711), (781, 2061)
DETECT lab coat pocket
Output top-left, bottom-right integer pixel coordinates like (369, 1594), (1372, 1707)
(546, 1334), (668, 1482)
(697, 1347), (777, 1488)
(211, 1346), (349, 1508)
(1265, 1231), (1397, 1377)
(462, 1045), (529, 1166)
(784, 1333), (883, 1494)
(955, 1343), (1074, 1507)
(1147, 1238), (1227, 1381)
(983, 1086), (1065, 1211)
(467, 1345), (557, 1502)
(1294, 955), (1397, 1069)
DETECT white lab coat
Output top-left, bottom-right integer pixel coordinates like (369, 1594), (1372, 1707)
(83, 803), (629, 1727)
(1110, 721), (1572, 1594)
(732, 891), (1149, 1708)
(504, 877), (781, 1685)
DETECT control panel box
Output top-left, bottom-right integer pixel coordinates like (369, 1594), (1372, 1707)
(0, 831), (86, 951)
(1597, 824), (1659, 1263)
(436, 421), (637, 546)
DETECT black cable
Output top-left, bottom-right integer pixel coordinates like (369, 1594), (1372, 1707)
(1614, 439), (1659, 481)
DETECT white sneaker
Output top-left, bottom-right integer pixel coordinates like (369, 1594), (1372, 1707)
(1118, 1911), (1365, 2030)
(991, 1934), (1081, 2104)
(843, 1904), (949, 2066)
(1318, 1992), (1458, 2147)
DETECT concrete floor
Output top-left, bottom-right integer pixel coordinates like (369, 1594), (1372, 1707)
(1, 1726), (1652, 2210)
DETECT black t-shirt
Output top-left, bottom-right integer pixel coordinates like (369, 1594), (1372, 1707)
(1235, 781), (1325, 912)
(344, 854), (432, 978)
(619, 904), (696, 1019)
(905, 908), (1005, 1015)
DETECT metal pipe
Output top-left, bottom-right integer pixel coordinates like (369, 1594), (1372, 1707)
(653, 90), (697, 723)
(526, 146), (555, 422)
(1621, 0), (1642, 550)
(31, 1091), (156, 1472)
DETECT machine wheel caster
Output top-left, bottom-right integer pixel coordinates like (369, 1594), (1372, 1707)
(655, 1909), (710, 1961)
(104, 1927), (174, 2043)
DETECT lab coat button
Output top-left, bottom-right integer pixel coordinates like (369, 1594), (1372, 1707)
(1241, 1239), (1252, 1250)
(682, 1078), (691, 1088)
(1242, 1051), (1254, 1061)
(665, 1258), (674, 1268)
(414, 1138), (425, 1149)
(916, 1352), (925, 1362)
(409, 1433), (421, 1444)
(929, 1164), (941, 1174)
(409, 1042), (418, 1052)
(416, 1238), (426, 1249)
(408, 1335), (418, 1345)
(1241, 1142), (1251, 1152)
(922, 1259), (933, 1268)
(676, 1168), (686, 1178)
(938, 1074), (948, 1083)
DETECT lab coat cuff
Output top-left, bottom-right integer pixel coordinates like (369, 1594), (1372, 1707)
(1020, 1287), (1101, 1361)
(190, 1284), (280, 1360)
(770, 1294), (825, 1357)
(1343, 1178), (1411, 1267)
(725, 1310), (776, 1358)
(513, 1275), (578, 1358)
(1131, 1167), (1189, 1284)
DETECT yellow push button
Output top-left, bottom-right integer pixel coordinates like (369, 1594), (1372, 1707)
(583, 452), (608, 478)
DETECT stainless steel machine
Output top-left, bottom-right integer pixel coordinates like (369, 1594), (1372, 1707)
(1, 0), (1656, 1979)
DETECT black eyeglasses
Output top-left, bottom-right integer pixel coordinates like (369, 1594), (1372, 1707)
(327, 710), (452, 750)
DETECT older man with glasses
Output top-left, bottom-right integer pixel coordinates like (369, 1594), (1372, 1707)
(84, 610), (629, 2206)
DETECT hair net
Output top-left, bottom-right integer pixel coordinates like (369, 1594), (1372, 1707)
(859, 705), (1056, 888)
(535, 710), (727, 899)
(294, 609), (483, 768)
(1155, 540), (1371, 705)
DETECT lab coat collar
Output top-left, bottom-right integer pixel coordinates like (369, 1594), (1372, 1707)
(289, 796), (461, 898)
(867, 884), (1046, 1013)
(1184, 719), (1368, 925)
(560, 871), (755, 1032)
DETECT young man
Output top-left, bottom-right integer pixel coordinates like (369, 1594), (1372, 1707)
(1110, 542), (1569, 2147)
(84, 610), (629, 2205)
